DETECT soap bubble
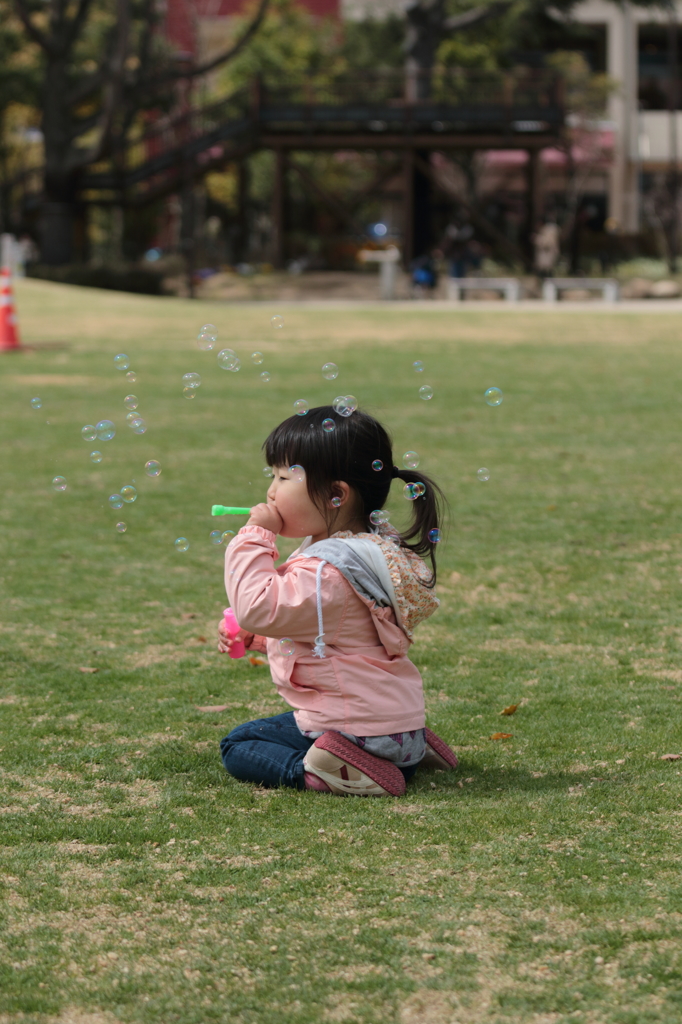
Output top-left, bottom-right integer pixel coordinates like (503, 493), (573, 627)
(414, 482), (426, 497)
(289, 464), (305, 483)
(484, 386), (503, 406)
(121, 485), (137, 503)
(271, 315), (284, 329)
(125, 412), (137, 424)
(428, 528), (441, 543)
(477, 467), (490, 482)
(372, 459), (383, 472)
(419, 385), (434, 401)
(413, 360), (424, 372)
(263, 467), (274, 478)
(131, 417), (147, 434)
(279, 638), (295, 655)
(30, 397), (42, 409)
(217, 348), (239, 370)
(52, 476), (67, 492)
(210, 530), (224, 545)
(109, 493), (123, 509)
(124, 395), (138, 410)
(370, 510), (389, 526)
(294, 399), (309, 416)
(116, 522), (127, 533)
(145, 460), (161, 477)
(322, 362), (338, 380)
(182, 372), (201, 389)
(126, 371), (137, 383)
(251, 351), (264, 364)
(81, 424), (97, 441)
(221, 530), (235, 544)
(198, 324), (217, 350)
(183, 387), (196, 400)
(332, 395), (357, 417)
(331, 496), (342, 508)
(114, 353), (130, 371)
(90, 451), (103, 464)
(260, 371), (271, 383)
(403, 482), (419, 501)
(402, 451), (419, 470)
(96, 420), (115, 441)
(175, 537), (190, 552)
(322, 418), (335, 433)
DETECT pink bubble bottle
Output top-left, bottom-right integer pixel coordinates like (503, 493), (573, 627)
(223, 607), (245, 659)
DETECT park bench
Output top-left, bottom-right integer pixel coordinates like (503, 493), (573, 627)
(447, 277), (521, 302)
(542, 278), (619, 302)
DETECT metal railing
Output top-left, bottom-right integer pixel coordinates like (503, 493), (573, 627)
(259, 68), (562, 110)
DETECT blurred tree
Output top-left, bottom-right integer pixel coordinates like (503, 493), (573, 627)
(221, 0), (404, 90)
(214, 0), (406, 266)
(0, 2), (40, 235)
(10, 0), (270, 264)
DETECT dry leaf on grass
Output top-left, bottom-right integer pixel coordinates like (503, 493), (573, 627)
(660, 753), (682, 761)
(500, 703), (518, 716)
(195, 704), (230, 713)
(490, 732), (513, 740)
(78, 667), (99, 673)
(249, 656), (267, 666)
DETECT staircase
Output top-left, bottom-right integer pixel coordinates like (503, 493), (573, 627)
(79, 68), (564, 207)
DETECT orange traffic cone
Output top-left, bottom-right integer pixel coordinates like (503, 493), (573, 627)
(0, 266), (20, 351)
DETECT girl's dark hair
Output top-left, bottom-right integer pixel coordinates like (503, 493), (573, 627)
(263, 405), (446, 585)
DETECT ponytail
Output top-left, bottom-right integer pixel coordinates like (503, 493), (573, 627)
(391, 467), (447, 587)
(264, 405), (447, 587)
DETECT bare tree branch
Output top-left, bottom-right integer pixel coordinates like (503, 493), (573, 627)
(12, 0), (52, 52)
(117, 0), (159, 139)
(71, 0), (130, 169)
(443, 1), (513, 32)
(65, 0), (97, 49)
(66, 67), (107, 107)
(143, 0), (270, 86)
(68, 112), (102, 141)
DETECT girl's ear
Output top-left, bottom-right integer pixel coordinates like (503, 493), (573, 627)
(330, 480), (352, 507)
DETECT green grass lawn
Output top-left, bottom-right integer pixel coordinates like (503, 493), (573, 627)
(2, 280), (682, 1024)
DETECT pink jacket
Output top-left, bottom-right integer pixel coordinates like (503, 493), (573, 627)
(224, 525), (426, 735)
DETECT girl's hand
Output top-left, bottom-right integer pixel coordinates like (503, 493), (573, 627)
(217, 619), (254, 654)
(247, 502), (283, 535)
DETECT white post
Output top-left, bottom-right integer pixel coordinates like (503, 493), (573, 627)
(1, 234), (14, 272)
(380, 260), (397, 300)
(447, 278), (461, 301)
(542, 279), (558, 302)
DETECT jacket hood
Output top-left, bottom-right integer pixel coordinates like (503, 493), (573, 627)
(301, 524), (439, 641)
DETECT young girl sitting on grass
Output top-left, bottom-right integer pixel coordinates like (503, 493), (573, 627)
(217, 405), (458, 797)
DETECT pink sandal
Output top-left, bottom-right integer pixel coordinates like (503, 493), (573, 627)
(422, 728), (458, 770)
(303, 731), (406, 797)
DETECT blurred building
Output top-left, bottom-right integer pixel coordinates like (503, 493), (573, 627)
(571, 1), (682, 233)
(165, 0), (339, 64)
(152, 0), (682, 265)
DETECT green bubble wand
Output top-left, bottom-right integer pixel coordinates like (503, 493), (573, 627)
(212, 505), (251, 516)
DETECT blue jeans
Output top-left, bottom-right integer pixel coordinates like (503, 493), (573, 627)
(220, 712), (418, 790)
